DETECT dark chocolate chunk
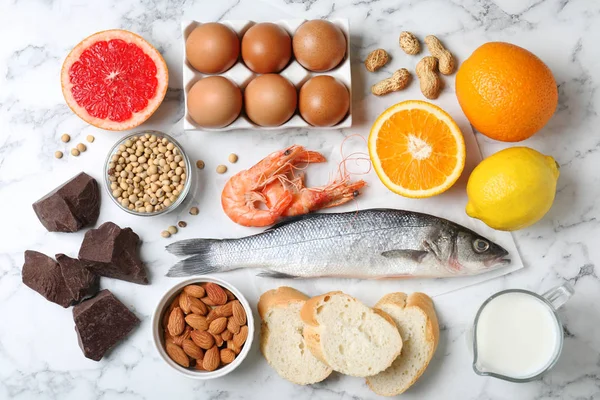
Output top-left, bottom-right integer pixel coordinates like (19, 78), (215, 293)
(73, 289), (140, 361)
(56, 254), (100, 303)
(32, 172), (100, 233)
(78, 222), (148, 285)
(22, 250), (73, 308)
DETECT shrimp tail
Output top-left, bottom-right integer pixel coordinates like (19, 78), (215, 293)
(294, 151), (327, 164)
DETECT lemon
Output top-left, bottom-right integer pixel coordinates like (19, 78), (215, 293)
(466, 147), (559, 231)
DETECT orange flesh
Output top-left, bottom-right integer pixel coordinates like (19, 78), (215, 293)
(375, 109), (459, 191)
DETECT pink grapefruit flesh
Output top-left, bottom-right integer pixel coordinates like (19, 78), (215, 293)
(61, 30), (168, 131)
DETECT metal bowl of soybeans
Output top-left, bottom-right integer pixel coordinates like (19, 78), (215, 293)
(104, 131), (192, 216)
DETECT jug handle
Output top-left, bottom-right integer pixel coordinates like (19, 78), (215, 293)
(542, 282), (574, 310)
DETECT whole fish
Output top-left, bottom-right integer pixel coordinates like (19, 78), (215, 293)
(166, 209), (510, 279)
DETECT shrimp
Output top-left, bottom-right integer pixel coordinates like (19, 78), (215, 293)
(262, 174), (367, 217)
(221, 145), (326, 227)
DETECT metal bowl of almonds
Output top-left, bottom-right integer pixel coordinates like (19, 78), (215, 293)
(152, 277), (254, 379)
(105, 130), (192, 216)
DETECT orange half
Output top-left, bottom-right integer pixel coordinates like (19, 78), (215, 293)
(368, 100), (466, 198)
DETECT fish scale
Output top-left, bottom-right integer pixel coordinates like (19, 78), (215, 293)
(167, 209), (510, 279)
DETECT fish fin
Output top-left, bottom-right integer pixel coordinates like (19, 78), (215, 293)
(166, 254), (229, 277)
(166, 238), (221, 257)
(256, 271), (298, 279)
(381, 249), (429, 262)
(264, 214), (317, 232)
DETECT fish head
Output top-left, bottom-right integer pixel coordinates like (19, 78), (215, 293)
(453, 230), (510, 274)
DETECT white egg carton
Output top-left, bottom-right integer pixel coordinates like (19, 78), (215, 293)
(182, 19), (352, 131)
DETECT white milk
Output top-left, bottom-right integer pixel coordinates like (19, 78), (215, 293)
(475, 292), (560, 379)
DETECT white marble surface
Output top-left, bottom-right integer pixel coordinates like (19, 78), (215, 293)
(1, 0), (599, 399)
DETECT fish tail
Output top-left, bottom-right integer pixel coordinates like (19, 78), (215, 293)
(166, 238), (221, 257)
(167, 253), (233, 277)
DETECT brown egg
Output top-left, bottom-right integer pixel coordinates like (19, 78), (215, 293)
(187, 77), (242, 128)
(244, 74), (297, 127)
(186, 23), (240, 74)
(299, 76), (349, 127)
(241, 23), (292, 73)
(293, 20), (346, 72)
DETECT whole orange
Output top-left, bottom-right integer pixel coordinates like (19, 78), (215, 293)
(455, 42), (558, 142)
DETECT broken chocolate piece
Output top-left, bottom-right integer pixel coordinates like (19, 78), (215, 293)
(32, 172), (100, 233)
(56, 254), (100, 303)
(73, 289), (140, 361)
(22, 250), (73, 308)
(78, 222), (148, 285)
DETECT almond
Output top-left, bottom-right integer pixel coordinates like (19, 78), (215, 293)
(191, 329), (215, 349)
(224, 288), (236, 301)
(212, 332), (224, 347)
(179, 293), (192, 314)
(200, 296), (217, 307)
(168, 294), (181, 313)
(220, 348), (236, 364)
(182, 339), (204, 359)
(205, 282), (228, 305)
(168, 307), (185, 336)
(185, 314), (208, 331)
(172, 326), (192, 346)
(183, 284), (206, 298)
(232, 300), (247, 326)
(203, 346), (220, 371)
(189, 296), (208, 315)
(221, 329), (233, 341)
(206, 309), (219, 324)
(227, 340), (241, 355)
(195, 361), (205, 371)
(209, 317), (228, 335)
(233, 325), (248, 348)
(227, 317), (241, 334)
(166, 342), (190, 367)
(215, 302), (234, 317)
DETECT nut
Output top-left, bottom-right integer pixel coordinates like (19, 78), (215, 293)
(227, 340), (242, 355)
(179, 293), (192, 314)
(206, 309), (219, 325)
(221, 329), (233, 341)
(191, 329), (215, 349)
(216, 164), (227, 174)
(233, 325), (248, 348)
(196, 160), (205, 169)
(61, 133), (71, 143)
(86, 135), (95, 143)
(424, 35), (455, 75)
(228, 153), (238, 163)
(71, 148), (80, 157)
(189, 206), (199, 215)
(167, 307), (185, 336)
(167, 225), (178, 235)
(371, 69), (411, 96)
(185, 314), (209, 331)
(183, 284), (206, 298)
(399, 31), (420, 55)
(215, 302), (234, 317)
(166, 342), (190, 367)
(227, 317), (241, 334)
(189, 296), (208, 316)
(182, 339), (204, 359)
(364, 49), (389, 72)
(161, 230), (171, 238)
(77, 143), (87, 152)
(203, 346), (220, 371)
(220, 348), (236, 364)
(201, 296), (217, 307)
(205, 283), (228, 305)
(232, 300), (247, 326)
(178, 220), (187, 228)
(171, 326), (192, 346)
(416, 56), (442, 99)
(54, 151), (63, 159)
(224, 288), (236, 301)
(212, 332), (224, 347)
(208, 317), (228, 335)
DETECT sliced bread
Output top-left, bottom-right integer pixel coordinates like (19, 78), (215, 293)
(366, 292), (440, 396)
(300, 291), (402, 377)
(258, 286), (332, 385)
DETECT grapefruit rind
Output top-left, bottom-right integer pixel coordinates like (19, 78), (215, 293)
(368, 100), (466, 198)
(61, 29), (168, 131)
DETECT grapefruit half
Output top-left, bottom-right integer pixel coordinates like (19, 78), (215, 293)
(61, 29), (168, 131)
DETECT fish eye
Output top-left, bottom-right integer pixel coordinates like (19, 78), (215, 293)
(473, 239), (489, 253)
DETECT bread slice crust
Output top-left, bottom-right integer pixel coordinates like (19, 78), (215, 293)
(300, 291), (403, 377)
(258, 286), (332, 385)
(366, 292), (439, 396)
